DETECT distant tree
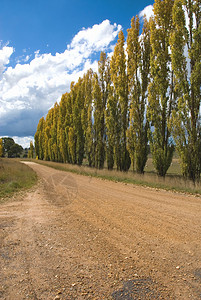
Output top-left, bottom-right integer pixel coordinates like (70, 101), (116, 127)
(147, 0), (175, 177)
(1, 137), (22, 158)
(170, 0), (201, 181)
(28, 141), (34, 159)
(2, 137), (15, 157)
(0, 139), (3, 157)
(9, 143), (23, 158)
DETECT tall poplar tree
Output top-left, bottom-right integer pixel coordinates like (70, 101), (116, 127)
(82, 69), (94, 167)
(105, 86), (116, 170)
(94, 52), (111, 169)
(51, 103), (60, 162)
(35, 117), (45, 160)
(65, 92), (74, 163)
(170, 0), (201, 181)
(44, 108), (54, 161)
(57, 93), (69, 163)
(29, 141), (34, 158)
(147, 0), (175, 177)
(110, 30), (130, 171)
(72, 79), (85, 165)
(98, 52), (111, 109)
(68, 126), (76, 164)
(127, 16), (150, 173)
(93, 73), (105, 169)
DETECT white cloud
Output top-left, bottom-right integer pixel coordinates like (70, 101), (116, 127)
(16, 54), (31, 64)
(71, 20), (122, 51)
(0, 46), (14, 75)
(139, 4), (154, 21)
(12, 136), (34, 148)
(0, 20), (121, 139)
(0, 135), (34, 149)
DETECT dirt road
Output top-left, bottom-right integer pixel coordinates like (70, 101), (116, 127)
(0, 162), (201, 299)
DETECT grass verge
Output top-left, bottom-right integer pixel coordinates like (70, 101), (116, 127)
(0, 158), (37, 203)
(31, 159), (201, 196)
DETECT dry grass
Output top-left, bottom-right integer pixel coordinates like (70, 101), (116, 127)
(32, 158), (201, 196)
(0, 158), (37, 202)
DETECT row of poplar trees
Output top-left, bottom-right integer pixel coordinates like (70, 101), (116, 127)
(35, 0), (201, 182)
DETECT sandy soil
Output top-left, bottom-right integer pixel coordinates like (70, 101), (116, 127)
(0, 161), (201, 300)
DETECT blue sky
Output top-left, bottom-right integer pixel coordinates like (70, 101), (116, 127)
(0, 0), (154, 147)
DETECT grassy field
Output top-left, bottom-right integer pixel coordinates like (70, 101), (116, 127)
(32, 158), (201, 196)
(144, 156), (182, 175)
(0, 158), (37, 202)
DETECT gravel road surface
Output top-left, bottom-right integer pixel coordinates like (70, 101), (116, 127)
(0, 162), (201, 299)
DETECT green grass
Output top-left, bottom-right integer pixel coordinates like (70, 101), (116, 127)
(144, 156), (182, 175)
(31, 158), (201, 196)
(0, 158), (37, 203)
